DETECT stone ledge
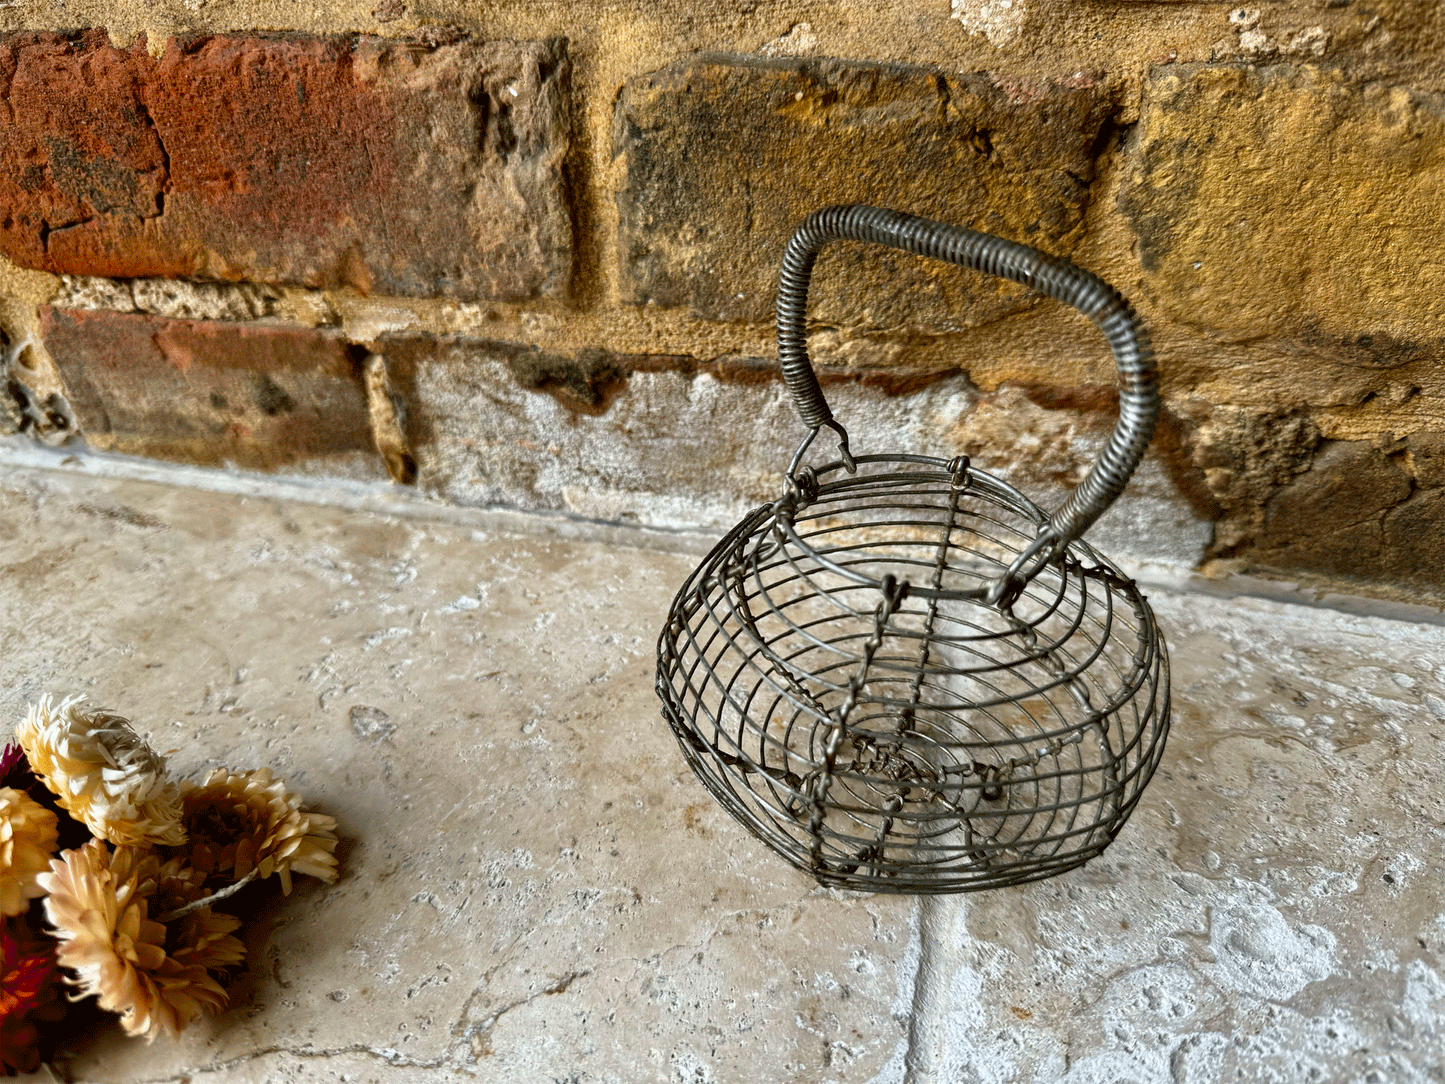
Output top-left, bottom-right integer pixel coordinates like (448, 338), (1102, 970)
(1, 464), (1442, 1080)
(0, 465), (917, 1081)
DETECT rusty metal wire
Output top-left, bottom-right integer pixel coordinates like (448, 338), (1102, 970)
(656, 206), (1171, 894)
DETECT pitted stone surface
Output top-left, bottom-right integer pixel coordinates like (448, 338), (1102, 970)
(0, 465), (915, 1083)
(907, 592), (1445, 1084)
(0, 461), (1442, 1082)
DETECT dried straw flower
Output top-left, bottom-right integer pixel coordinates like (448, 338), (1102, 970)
(0, 788), (58, 917)
(0, 742), (89, 854)
(16, 696), (184, 848)
(0, 922), (58, 1074)
(179, 768), (338, 895)
(152, 858), (245, 977)
(39, 841), (227, 1041)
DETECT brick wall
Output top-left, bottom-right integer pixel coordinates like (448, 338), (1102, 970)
(1, 2), (1442, 602)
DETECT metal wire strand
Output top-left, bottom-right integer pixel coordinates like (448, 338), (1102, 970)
(775, 204), (1159, 547)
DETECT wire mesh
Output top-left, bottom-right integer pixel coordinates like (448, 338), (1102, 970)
(657, 454), (1171, 893)
(656, 204), (1171, 894)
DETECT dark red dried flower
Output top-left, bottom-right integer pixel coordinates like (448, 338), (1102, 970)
(0, 921), (58, 1074)
(0, 923), (55, 1020)
(0, 747), (26, 790)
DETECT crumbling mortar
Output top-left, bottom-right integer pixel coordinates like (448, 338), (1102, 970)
(52, 275), (283, 321)
(1, 327), (73, 442)
(364, 351), (416, 484)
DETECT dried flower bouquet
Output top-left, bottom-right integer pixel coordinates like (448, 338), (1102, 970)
(0, 695), (339, 1070)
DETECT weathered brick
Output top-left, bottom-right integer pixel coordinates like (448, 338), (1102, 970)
(1261, 440), (1411, 535)
(1384, 487), (1445, 587)
(1122, 64), (1445, 368)
(0, 32), (571, 300)
(1245, 438), (1443, 587)
(40, 307), (385, 475)
(615, 56), (1117, 327)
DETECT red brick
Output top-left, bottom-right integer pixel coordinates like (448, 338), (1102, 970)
(1, 32), (571, 300)
(40, 306), (384, 474)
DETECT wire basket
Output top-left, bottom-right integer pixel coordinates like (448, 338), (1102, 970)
(656, 205), (1171, 894)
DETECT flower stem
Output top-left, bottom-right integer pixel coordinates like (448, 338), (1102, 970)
(158, 868), (259, 922)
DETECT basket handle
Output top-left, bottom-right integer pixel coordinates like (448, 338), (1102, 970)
(777, 204), (1159, 561)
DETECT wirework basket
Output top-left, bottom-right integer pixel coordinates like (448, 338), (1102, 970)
(656, 205), (1171, 893)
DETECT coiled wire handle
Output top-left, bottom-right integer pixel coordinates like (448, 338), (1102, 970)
(777, 204), (1159, 563)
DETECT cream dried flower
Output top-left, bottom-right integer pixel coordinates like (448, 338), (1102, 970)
(180, 767), (338, 895)
(40, 840), (227, 1041)
(16, 696), (184, 848)
(0, 787), (58, 917)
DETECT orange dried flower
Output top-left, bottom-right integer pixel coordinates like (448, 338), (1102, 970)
(153, 858), (245, 977)
(179, 768), (338, 895)
(0, 788), (58, 917)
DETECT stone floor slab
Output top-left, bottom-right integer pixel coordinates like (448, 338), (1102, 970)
(0, 467), (916, 1083)
(905, 593), (1445, 1084)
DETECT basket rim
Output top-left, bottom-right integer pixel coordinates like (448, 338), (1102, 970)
(772, 452), (1124, 604)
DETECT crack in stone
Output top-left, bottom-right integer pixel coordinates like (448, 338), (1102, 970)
(105, 969), (591, 1081)
(120, 1042), (452, 1083)
(453, 969), (591, 1060)
(130, 91), (172, 219)
(40, 218), (93, 255)
(902, 897), (943, 1084)
(115, 970), (592, 1082)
